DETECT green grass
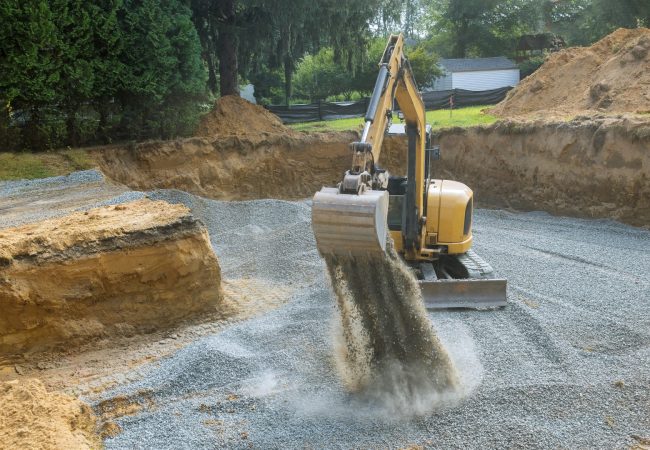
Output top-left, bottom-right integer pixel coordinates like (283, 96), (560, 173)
(0, 149), (96, 181)
(288, 105), (498, 133)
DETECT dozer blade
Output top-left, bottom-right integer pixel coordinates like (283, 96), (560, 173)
(312, 187), (389, 256)
(420, 279), (507, 309)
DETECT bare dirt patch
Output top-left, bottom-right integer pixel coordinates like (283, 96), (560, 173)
(385, 115), (650, 227)
(491, 28), (650, 118)
(95, 131), (356, 200)
(0, 378), (101, 450)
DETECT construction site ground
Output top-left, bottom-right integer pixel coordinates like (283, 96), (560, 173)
(2, 29), (650, 446)
(1, 170), (648, 449)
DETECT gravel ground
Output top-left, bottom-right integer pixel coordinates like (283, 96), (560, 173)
(103, 189), (649, 449)
(0, 170), (139, 229)
(2, 172), (648, 448)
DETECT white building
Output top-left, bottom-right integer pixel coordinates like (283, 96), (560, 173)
(431, 57), (520, 91)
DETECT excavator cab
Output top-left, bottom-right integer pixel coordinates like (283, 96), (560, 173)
(312, 33), (506, 309)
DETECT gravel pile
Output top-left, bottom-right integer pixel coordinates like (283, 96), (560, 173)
(101, 189), (649, 449)
(2, 172), (648, 448)
(0, 170), (141, 229)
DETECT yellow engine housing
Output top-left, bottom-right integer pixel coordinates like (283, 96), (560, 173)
(390, 179), (473, 258)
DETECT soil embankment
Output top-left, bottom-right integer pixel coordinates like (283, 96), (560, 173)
(96, 131), (356, 200)
(491, 28), (650, 118)
(96, 95), (356, 200)
(385, 115), (650, 227)
(0, 199), (222, 357)
(97, 116), (649, 227)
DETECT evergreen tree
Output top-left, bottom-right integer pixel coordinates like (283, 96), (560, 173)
(118, 0), (206, 138)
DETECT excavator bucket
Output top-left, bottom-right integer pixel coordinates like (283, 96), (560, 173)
(311, 187), (389, 256)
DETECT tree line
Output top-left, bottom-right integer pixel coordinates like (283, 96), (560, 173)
(1, 0), (648, 151)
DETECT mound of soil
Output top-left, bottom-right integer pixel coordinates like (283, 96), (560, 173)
(0, 199), (222, 357)
(492, 28), (650, 118)
(196, 95), (294, 137)
(0, 379), (100, 449)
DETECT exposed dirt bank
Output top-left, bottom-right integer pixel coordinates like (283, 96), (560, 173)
(491, 28), (650, 118)
(385, 115), (650, 227)
(0, 378), (100, 449)
(0, 199), (222, 358)
(95, 131), (356, 200)
(97, 113), (649, 227)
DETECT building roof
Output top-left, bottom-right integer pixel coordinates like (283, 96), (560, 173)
(439, 57), (518, 73)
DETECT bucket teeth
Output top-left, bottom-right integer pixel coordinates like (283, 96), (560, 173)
(311, 187), (389, 257)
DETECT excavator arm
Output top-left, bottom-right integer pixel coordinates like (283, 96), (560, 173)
(311, 33), (508, 309)
(312, 34), (427, 258)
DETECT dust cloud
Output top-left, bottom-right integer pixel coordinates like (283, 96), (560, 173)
(324, 240), (461, 416)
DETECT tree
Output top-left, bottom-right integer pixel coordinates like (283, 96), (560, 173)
(294, 49), (351, 101)
(118, 0), (206, 138)
(192, 0), (385, 103)
(87, 0), (124, 141)
(51, 0), (95, 145)
(0, 1), (61, 148)
(406, 45), (441, 89)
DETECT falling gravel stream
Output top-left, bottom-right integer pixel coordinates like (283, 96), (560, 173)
(324, 242), (460, 415)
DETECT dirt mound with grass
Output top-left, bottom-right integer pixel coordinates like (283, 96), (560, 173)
(0, 379), (100, 449)
(0, 199), (222, 358)
(492, 28), (650, 118)
(196, 95), (294, 137)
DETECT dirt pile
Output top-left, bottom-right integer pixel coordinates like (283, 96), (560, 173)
(0, 379), (100, 449)
(196, 95), (294, 137)
(96, 131), (356, 200)
(0, 199), (222, 357)
(324, 241), (459, 415)
(384, 115), (650, 227)
(491, 28), (650, 118)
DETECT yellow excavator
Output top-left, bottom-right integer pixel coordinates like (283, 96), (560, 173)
(311, 34), (506, 309)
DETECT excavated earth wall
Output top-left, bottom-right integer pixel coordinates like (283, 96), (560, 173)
(96, 116), (649, 227)
(386, 116), (650, 227)
(0, 199), (222, 357)
(96, 132), (357, 201)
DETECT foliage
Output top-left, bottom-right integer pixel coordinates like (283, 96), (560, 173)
(518, 55), (546, 79)
(0, 0), (206, 150)
(117, 0), (206, 139)
(292, 37), (441, 101)
(294, 49), (351, 101)
(407, 45), (441, 89)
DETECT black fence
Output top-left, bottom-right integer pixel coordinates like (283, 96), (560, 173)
(265, 87), (512, 124)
